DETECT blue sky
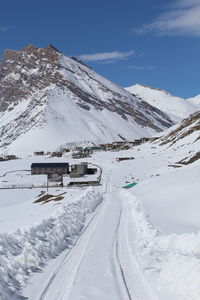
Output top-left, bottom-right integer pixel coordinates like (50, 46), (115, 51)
(1, 0), (200, 98)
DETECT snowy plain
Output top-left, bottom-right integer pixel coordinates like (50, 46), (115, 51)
(0, 136), (199, 300)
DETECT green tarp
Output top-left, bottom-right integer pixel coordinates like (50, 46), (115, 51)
(122, 182), (138, 189)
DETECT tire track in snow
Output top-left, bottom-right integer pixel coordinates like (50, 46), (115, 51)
(37, 197), (107, 300)
(115, 193), (159, 300)
(114, 207), (133, 300)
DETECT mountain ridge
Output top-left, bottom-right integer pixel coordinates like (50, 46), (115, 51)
(126, 84), (200, 122)
(0, 45), (175, 154)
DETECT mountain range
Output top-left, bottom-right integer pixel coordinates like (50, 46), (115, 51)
(0, 44), (199, 155)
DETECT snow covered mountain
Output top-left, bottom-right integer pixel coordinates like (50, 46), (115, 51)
(0, 45), (174, 155)
(158, 110), (200, 165)
(126, 84), (200, 122)
(187, 94), (200, 105)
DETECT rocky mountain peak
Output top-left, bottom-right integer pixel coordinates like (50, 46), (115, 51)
(21, 43), (60, 62)
(45, 44), (61, 53)
(3, 44), (61, 65)
(2, 48), (21, 63)
(0, 44), (63, 112)
(21, 43), (38, 53)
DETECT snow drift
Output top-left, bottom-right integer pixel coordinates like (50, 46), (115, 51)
(0, 188), (103, 300)
(124, 190), (200, 300)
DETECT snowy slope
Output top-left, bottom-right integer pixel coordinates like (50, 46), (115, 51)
(158, 110), (200, 165)
(1, 88), (164, 155)
(187, 94), (200, 105)
(0, 45), (174, 155)
(126, 84), (199, 122)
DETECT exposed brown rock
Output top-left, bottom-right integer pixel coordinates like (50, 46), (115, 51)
(160, 111), (200, 146)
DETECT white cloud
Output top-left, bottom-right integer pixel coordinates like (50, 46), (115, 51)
(78, 50), (135, 62)
(127, 66), (145, 70)
(134, 0), (200, 36)
(127, 65), (156, 71)
(0, 26), (7, 33)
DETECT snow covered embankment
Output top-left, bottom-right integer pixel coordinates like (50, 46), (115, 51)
(0, 188), (103, 300)
(125, 191), (200, 300)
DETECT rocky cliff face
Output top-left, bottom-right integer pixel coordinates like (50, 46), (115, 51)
(160, 111), (200, 146)
(0, 44), (175, 154)
(0, 44), (62, 111)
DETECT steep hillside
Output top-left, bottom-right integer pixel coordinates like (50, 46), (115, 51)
(158, 110), (200, 165)
(0, 45), (174, 155)
(126, 84), (199, 122)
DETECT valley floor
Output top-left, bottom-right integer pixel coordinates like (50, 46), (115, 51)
(0, 142), (200, 300)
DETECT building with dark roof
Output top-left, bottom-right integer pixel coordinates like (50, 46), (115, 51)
(31, 163), (69, 175)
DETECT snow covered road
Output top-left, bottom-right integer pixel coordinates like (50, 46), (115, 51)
(23, 189), (158, 300)
(116, 193), (159, 300)
(67, 193), (122, 300)
(23, 193), (122, 300)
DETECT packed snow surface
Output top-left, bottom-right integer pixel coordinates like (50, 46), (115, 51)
(0, 119), (199, 300)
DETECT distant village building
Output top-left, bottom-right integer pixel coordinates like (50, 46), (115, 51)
(76, 146), (84, 152)
(84, 146), (103, 152)
(61, 148), (70, 153)
(131, 138), (150, 146)
(51, 152), (63, 157)
(120, 144), (131, 150)
(31, 163), (69, 175)
(116, 157), (134, 162)
(72, 151), (90, 159)
(4, 155), (18, 160)
(112, 142), (126, 147)
(34, 151), (45, 156)
(87, 167), (97, 174)
(140, 137), (150, 143)
(132, 139), (142, 146)
(70, 162), (88, 178)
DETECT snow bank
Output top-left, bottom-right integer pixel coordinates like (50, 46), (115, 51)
(125, 192), (200, 300)
(132, 164), (200, 234)
(0, 188), (103, 300)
